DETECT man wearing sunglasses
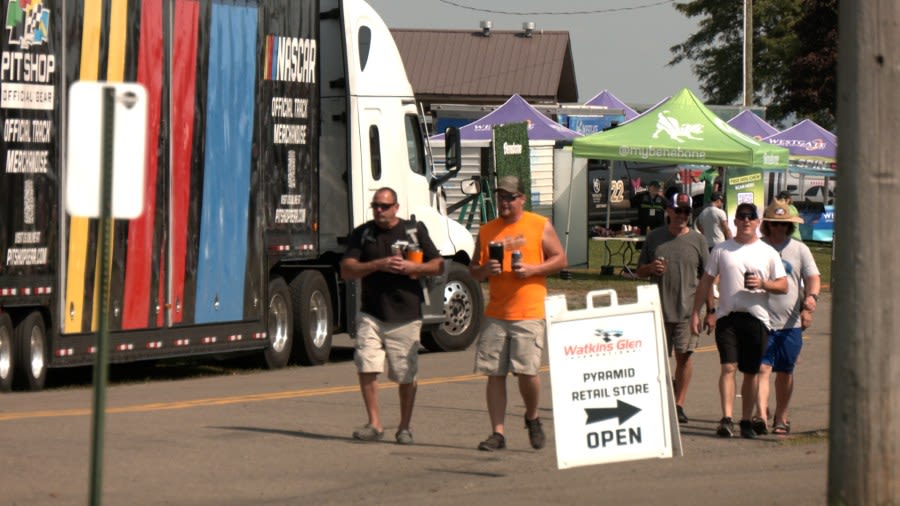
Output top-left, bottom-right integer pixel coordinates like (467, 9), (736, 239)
(341, 187), (444, 445)
(756, 199), (820, 436)
(636, 192), (711, 425)
(469, 175), (567, 452)
(690, 202), (788, 439)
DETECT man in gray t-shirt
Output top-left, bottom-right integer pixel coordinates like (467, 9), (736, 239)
(637, 192), (712, 424)
(696, 192), (732, 249)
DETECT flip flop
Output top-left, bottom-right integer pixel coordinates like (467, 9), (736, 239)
(772, 421), (791, 435)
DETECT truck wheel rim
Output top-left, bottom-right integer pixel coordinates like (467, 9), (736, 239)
(308, 291), (328, 347)
(441, 280), (473, 336)
(29, 326), (44, 379)
(0, 327), (10, 381)
(269, 293), (290, 353)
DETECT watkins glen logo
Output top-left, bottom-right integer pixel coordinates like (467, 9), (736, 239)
(263, 34), (316, 83)
(5, 0), (50, 49)
(562, 329), (644, 357)
(653, 110), (703, 143)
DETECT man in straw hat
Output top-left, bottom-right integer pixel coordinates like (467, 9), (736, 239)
(755, 199), (821, 435)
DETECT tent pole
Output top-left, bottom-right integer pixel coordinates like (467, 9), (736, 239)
(564, 155), (576, 257)
(605, 162), (612, 229)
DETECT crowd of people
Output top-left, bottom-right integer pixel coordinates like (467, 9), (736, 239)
(340, 177), (820, 450)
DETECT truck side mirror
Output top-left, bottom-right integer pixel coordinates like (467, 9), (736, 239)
(460, 177), (480, 195)
(444, 127), (461, 173)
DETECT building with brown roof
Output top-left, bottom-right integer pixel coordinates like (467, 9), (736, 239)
(390, 25), (578, 112)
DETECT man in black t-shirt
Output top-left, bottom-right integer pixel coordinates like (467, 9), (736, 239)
(632, 180), (666, 233)
(341, 187), (443, 445)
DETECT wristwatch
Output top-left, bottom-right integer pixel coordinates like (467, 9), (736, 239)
(808, 293), (819, 301)
(708, 307), (716, 314)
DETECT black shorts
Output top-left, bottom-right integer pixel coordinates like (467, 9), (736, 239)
(715, 312), (768, 374)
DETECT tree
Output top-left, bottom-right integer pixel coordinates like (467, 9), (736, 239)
(774, 0), (838, 127)
(669, 0), (837, 129)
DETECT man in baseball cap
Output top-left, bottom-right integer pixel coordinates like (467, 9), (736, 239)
(637, 191), (709, 425)
(690, 199), (788, 439)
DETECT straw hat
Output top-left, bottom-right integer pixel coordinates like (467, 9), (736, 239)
(763, 199), (804, 223)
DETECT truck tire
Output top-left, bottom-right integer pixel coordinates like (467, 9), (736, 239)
(13, 311), (47, 391)
(263, 277), (293, 369)
(0, 313), (14, 392)
(289, 270), (332, 365)
(421, 262), (483, 352)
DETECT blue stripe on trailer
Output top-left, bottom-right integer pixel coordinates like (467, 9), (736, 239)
(195, 3), (258, 323)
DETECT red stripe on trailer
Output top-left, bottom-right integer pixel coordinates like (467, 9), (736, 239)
(170, 1), (201, 324)
(122, 1), (164, 330)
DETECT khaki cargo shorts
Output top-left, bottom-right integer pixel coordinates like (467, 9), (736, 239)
(474, 318), (545, 376)
(354, 313), (422, 384)
(665, 321), (700, 356)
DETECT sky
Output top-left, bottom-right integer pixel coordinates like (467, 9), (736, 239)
(366, 0), (703, 107)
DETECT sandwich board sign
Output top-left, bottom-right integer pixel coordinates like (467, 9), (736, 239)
(545, 285), (682, 470)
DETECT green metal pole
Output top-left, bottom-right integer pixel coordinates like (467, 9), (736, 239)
(89, 86), (116, 506)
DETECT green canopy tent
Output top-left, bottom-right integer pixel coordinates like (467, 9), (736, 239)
(568, 88), (790, 235)
(572, 88), (789, 168)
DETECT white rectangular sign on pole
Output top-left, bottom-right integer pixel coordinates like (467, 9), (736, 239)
(546, 285), (682, 470)
(66, 81), (148, 219)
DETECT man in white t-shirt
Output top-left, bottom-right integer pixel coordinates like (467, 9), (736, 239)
(696, 192), (732, 250)
(690, 203), (788, 439)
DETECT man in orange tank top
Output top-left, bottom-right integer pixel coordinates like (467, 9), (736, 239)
(469, 176), (567, 451)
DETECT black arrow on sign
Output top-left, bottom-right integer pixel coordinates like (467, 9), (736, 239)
(584, 400), (641, 425)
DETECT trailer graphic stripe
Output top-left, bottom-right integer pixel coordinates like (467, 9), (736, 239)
(194, 4), (257, 323)
(170, 1), (201, 325)
(87, 0), (129, 332)
(64, 0), (103, 334)
(122, 0), (163, 330)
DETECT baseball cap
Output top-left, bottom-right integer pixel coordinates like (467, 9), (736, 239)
(710, 191), (724, 202)
(667, 192), (692, 209)
(735, 202), (759, 219)
(763, 199), (804, 223)
(777, 190), (792, 200)
(648, 180), (661, 188)
(496, 175), (524, 194)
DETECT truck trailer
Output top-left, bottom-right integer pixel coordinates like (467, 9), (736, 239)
(0, 0), (482, 391)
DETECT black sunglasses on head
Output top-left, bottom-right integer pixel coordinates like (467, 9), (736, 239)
(370, 202), (395, 211)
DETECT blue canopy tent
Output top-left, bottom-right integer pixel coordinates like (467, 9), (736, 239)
(727, 110), (779, 140)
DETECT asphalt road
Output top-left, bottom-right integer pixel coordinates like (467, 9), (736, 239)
(0, 293), (831, 505)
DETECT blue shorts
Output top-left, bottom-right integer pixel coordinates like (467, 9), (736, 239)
(761, 327), (803, 373)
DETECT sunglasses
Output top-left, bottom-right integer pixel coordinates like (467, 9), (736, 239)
(497, 192), (521, 202)
(370, 202), (395, 211)
(769, 222), (790, 227)
(673, 208), (692, 215)
(736, 212), (758, 221)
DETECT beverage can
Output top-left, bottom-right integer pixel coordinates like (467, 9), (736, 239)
(511, 250), (522, 267)
(744, 271), (754, 288)
(391, 244), (403, 257)
(488, 241), (504, 263)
